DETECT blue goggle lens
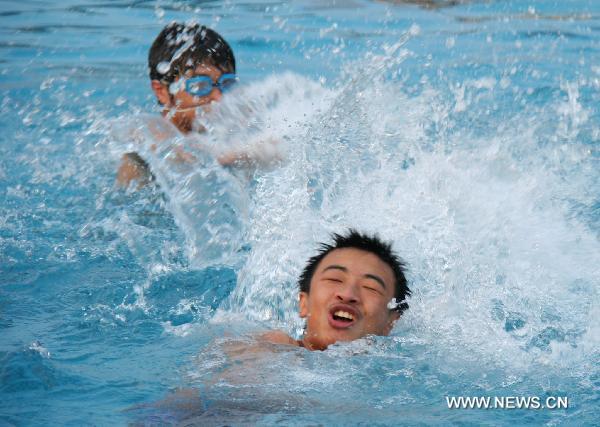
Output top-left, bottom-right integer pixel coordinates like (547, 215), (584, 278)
(185, 74), (237, 97)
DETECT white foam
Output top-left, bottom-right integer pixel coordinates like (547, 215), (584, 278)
(219, 53), (599, 377)
(29, 341), (51, 359)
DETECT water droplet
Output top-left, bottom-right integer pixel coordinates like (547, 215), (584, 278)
(409, 24), (421, 36)
(157, 61), (171, 75)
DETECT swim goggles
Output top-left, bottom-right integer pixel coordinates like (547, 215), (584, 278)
(180, 74), (237, 97)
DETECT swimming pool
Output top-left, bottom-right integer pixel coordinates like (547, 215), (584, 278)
(1, 0), (598, 425)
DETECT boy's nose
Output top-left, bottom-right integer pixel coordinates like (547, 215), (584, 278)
(335, 282), (361, 304)
(208, 87), (222, 102)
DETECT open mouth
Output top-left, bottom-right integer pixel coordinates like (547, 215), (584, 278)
(328, 306), (358, 329)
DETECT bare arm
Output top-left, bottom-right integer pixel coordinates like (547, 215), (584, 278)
(217, 138), (282, 168)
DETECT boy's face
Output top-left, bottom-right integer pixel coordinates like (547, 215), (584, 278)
(171, 63), (224, 109)
(299, 248), (400, 350)
(152, 63), (225, 131)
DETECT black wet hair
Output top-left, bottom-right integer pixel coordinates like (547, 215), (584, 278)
(298, 229), (410, 313)
(148, 22), (236, 83)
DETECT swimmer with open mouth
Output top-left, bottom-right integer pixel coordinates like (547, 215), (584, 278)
(263, 229), (411, 351)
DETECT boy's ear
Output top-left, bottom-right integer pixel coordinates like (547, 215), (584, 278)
(299, 292), (309, 318)
(383, 311), (401, 336)
(151, 80), (171, 106)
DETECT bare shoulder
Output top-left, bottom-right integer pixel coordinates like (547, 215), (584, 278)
(116, 152), (152, 187)
(258, 330), (299, 347)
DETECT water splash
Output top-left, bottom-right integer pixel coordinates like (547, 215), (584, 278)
(218, 34), (600, 382)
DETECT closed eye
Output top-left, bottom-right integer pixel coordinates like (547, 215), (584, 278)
(363, 285), (383, 295)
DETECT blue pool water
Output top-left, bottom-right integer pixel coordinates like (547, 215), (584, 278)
(1, 0), (599, 425)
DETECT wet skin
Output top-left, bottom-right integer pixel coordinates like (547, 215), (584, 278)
(299, 248), (400, 350)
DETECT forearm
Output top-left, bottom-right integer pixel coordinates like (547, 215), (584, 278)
(217, 138), (282, 168)
(116, 152), (152, 187)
